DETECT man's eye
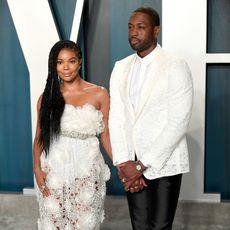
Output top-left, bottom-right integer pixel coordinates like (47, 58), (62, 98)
(128, 25), (133, 30)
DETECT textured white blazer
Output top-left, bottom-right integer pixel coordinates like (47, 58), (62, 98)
(109, 46), (193, 180)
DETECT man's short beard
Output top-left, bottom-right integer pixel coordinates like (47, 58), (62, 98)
(130, 43), (152, 53)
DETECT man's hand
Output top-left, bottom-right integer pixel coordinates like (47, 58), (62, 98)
(117, 160), (147, 192)
(124, 176), (148, 193)
(118, 161), (140, 184)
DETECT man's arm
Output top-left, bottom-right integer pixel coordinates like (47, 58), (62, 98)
(109, 62), (130, 164)
(140, 59), (193, 171)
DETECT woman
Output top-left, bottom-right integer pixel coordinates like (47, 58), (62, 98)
(33, 40), (112, 230)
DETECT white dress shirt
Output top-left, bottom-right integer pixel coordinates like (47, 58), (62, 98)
(129, 44), (160, 111)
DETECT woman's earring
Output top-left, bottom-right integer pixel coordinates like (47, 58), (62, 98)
(58, 76), (63, 83)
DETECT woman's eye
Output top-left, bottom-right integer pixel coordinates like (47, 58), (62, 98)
(56, 61), (62, 64)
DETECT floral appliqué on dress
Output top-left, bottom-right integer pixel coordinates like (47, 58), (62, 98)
(36, 104), (110, 230)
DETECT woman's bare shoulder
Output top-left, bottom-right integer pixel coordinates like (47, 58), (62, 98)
(83, 80), (108, 95)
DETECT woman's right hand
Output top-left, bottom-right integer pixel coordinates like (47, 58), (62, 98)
(34, 167), (51, 197)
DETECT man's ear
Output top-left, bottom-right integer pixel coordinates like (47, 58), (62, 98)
(153, 26), (160, 38)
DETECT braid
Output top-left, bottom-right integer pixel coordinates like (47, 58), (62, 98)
(39, 40), (82, 156)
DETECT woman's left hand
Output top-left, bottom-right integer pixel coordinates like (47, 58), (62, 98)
(34, 167), (51, 197)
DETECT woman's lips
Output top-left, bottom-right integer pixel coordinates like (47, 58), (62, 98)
(63, 73), (71, 77)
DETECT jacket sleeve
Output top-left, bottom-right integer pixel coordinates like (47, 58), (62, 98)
(140, 59), (193, 171)
(109, 62), (130, 165)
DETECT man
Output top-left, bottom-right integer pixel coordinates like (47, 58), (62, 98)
(109, 7), (193, 230)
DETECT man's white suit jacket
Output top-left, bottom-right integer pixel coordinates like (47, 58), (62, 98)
(109, 46), (193, 180)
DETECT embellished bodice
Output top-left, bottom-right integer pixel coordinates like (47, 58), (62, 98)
(60, 103), (104, 138)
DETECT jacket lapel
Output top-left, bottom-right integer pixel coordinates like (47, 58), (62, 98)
(135, 50), (164, 121)
(119, 55), (136, 122)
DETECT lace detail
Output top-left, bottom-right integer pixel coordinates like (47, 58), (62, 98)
(36, 104), (110, 230)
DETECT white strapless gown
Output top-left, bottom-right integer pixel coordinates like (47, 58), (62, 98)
(36, 104), (110, 230)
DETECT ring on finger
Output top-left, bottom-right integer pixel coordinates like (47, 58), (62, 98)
(40, 184), (45, 192)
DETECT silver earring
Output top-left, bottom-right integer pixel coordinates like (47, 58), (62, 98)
(58, 76), (63, 83)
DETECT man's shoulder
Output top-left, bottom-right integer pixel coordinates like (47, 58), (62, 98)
(158, 49), (191, 78)
(114, 53), (136, 67)
(160, 48), (188, 65)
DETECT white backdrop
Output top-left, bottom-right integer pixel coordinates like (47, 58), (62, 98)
(162, 0), (229, 201)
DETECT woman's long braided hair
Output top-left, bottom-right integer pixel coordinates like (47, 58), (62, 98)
(39, 40), (82, 156)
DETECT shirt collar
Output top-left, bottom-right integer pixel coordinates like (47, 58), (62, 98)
(135, 44), (160, 66)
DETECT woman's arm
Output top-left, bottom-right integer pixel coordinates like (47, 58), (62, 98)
(33, 96), (42, 172)
(97, 88), (113, 161)
(33, 96), (50, 197)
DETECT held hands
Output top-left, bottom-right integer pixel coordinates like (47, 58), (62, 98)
(124, 176), (147, 193)
(34, 167), (51, 197)
(118, 160), (147, 193)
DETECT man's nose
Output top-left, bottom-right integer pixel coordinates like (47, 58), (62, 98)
(129, 27), (138, 36)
